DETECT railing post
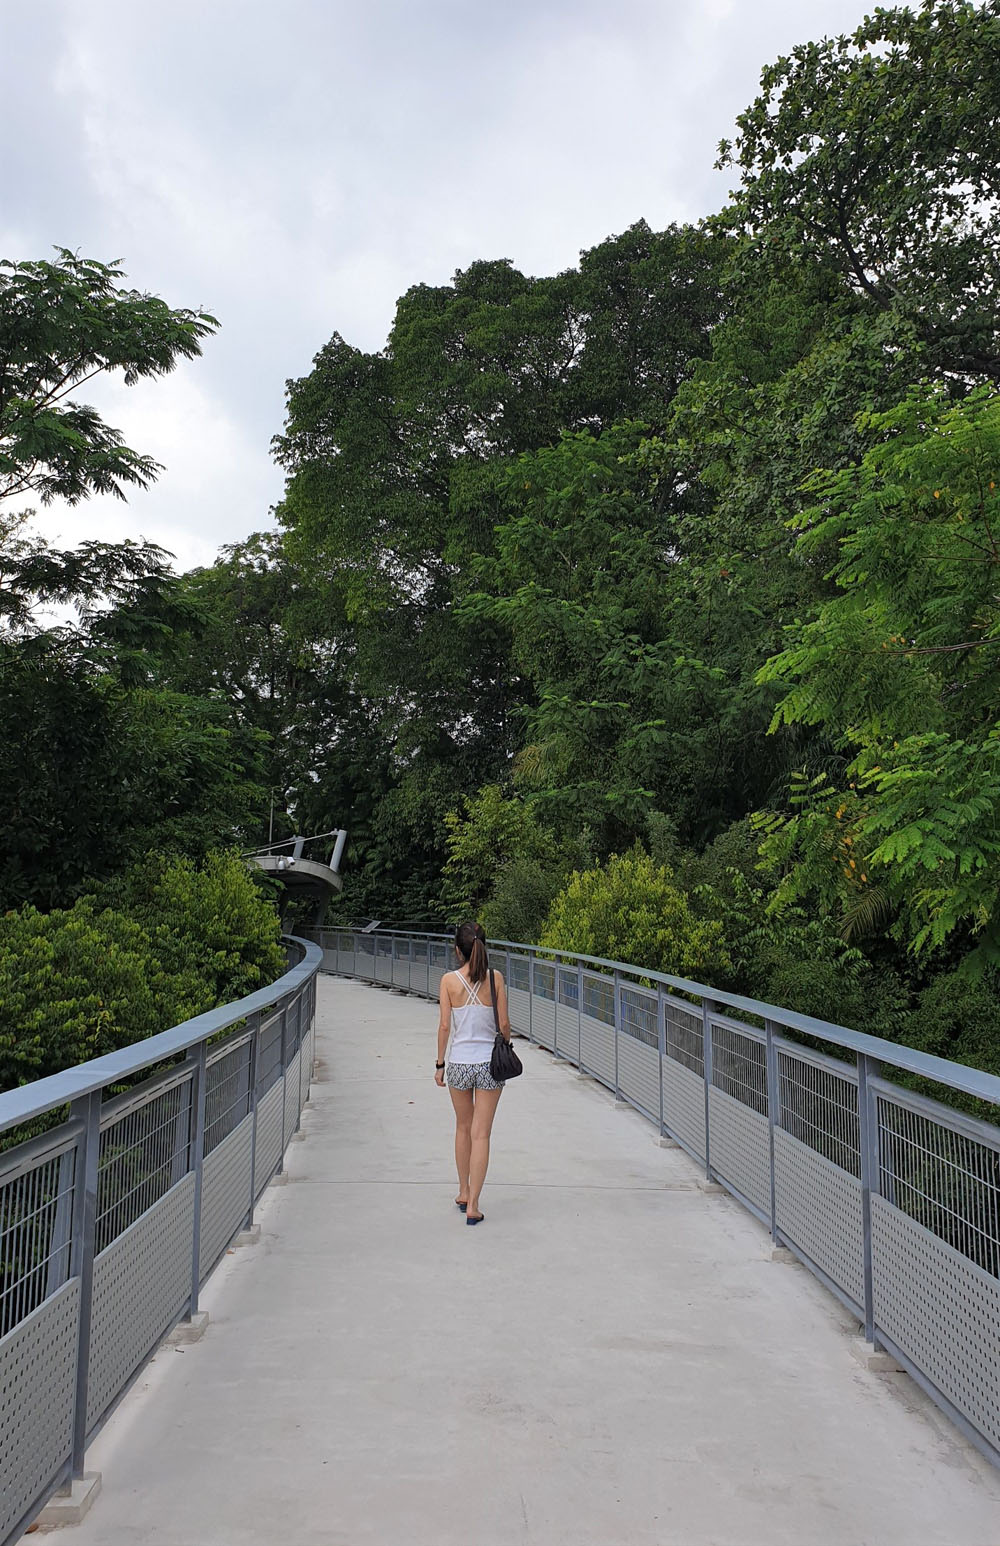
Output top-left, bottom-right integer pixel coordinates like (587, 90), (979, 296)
(577, 959), (584, 1070)
(187, 1042), (208, 1315)
(765, 1019), (780, 1243)
(528, 951), (535, 1042)
(858, 1053), (881, 1346)
(69, 1088), (101, 1478)
(613, 970), (622, 1099)
(657, 985), (666, 1137)
(702, 998), (715, 1182)
(277, 1000), (290, 1174)
(246, 1012), (261, 1227)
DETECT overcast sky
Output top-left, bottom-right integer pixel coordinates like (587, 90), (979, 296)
(3, 0), (877, 573)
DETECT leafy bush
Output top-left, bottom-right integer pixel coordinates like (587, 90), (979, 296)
(482, 855), (568, 944)
(101, 851), (286, 1005)
(539, 847), (729, 979)
(907, 970), (1000, 1076)
(0, 852), (286, 1092)
(439, 786), (562, 918)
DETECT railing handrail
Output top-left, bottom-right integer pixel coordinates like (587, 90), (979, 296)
(0, 935), (323, 1137)
(328, 924), (1000, 1109)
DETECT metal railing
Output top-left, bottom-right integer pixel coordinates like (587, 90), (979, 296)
(0, 936), (322, 1546)
(313, 925), (1000, 1469)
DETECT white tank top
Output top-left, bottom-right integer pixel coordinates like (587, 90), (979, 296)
(447, 972), (497, 1064)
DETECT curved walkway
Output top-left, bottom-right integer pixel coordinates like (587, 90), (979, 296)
(70, 976), (1000, 1546)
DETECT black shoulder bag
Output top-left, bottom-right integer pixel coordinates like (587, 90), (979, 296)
(488, 967), (523, 1082)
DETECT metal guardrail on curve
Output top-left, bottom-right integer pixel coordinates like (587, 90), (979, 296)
(312, 925), (1000, 1470)
(0, 935), (322, 1546)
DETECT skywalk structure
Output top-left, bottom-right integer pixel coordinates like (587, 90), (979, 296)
(3, 924), (1000, 1541)
(316, 928), (1000, 1469)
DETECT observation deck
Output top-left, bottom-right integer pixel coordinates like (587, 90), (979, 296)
(41, 970), (1000, 1545)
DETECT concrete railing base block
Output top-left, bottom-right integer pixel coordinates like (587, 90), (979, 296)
(166, 1311), (209, 1346)
(696, 1177), (725, 1195)
(658, 1135), (680, 1148)
(270, 1170), (292, 1185)
(849, 1337), (904, 1374)
(235, 1222), (262, 1246)
(291, 1129), (307, 1142)
(36, 1473), (101, 1528)
(767, 1245), (797, 1264)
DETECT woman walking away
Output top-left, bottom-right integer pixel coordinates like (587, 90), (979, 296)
(435, 921), (513, 1225)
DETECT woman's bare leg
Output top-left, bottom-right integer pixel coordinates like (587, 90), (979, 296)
(467, 1086), (503, 1220)
(449, 1087), (474, 1204)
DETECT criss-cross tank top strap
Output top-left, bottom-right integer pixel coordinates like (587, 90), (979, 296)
(448, 970), (496, 1064)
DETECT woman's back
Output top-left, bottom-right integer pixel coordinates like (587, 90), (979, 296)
(447, 970), (497, 1063)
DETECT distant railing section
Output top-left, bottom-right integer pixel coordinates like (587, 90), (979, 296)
(313, 925), (1000, 1469)
(0, 936), (322, 1546)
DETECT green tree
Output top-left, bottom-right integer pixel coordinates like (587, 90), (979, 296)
(757, 385), (1000, 965)
(0, 249), (216, 510)
(0, 852), (285, 1092)
(718, 0), (1000, 379)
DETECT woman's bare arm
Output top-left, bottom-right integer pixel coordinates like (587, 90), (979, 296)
(435, 975), (452, 1082)
(493, 970), (512, 1039)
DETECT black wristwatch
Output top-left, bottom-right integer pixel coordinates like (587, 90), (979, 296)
(435, 1061), (446, 1070)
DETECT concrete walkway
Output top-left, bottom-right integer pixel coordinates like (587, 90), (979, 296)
(68, 976), (1000, 1546)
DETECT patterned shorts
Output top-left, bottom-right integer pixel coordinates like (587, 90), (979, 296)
(447, 1061), (504, 1091)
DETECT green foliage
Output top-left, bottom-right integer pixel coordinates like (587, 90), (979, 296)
(540, 848), (729, 980)
(907, 969), (1000, 1075)
(439, 786), (559, 915)
(481, 856), (570, 946)
(98, 851), (286, 1006)
(0, 646), (267, 911)
(0, 852), (285, 1092)
(718, 0), (1000, 378)
(438, 783), (589, 941)
(756, 385), (1000, 965)
(0, 249), (216, 510)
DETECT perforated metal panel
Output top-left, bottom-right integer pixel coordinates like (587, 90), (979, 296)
(0, 1278), (79, 1541)
(663, 1057), (706, 1160)
(355, 937), (376, 980)
(199, 1114), (253, 1281)
(409, 946), (429, 993)
(507, 986), (531, 1037)
(555, 1004), (579, 1060)
(531, 964), (556, 1049)
(872, 1194), (1000, 1449)
(775, 1128), (864, 1310)
(284, 1052), (302, 1147)
(392, 943), (408, 988)
(580, 1015), (615, 1086)
(86, 1173), (195, 1431)
(254, 1080), (284, 1197)
(707, 1088), (769, 1216)
(617, 1036), (660, 1120)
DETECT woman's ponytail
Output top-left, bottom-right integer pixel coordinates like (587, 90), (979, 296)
(456, 920), (488, 984)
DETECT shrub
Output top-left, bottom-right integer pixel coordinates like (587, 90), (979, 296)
(438, 785), (561, 919)
(104, 851), (286, 1004)
(482, 855), (568, 944)
(0, 852), (286, 1093)
(539, 847), (729, 979)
